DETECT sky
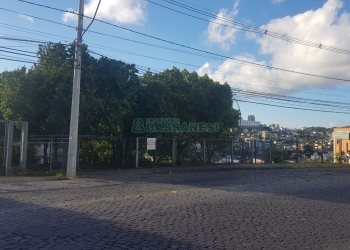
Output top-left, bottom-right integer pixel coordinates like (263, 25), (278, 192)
(1, 0), (350, 128)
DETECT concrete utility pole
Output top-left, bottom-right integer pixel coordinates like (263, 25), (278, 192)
(20, 121), (28, 170)
(67, 0), (84, 178)
(232, 97), (242, 163)
(4, 121), (14, 176)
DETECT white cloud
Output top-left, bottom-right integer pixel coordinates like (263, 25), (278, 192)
(206, 1), (240, 50)
(271, 0), (285, 4)
(197, 62), (212, 76)
(19, 14), (34, 23)
(62, 0), (147, 25)
(199, 0), (350, 94)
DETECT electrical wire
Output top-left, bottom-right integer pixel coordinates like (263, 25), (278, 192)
(153, 0), (350, 54)
(2, 23), (350, 98)
(237, 99), (350, 114)
(1, 2), (350, 113)
(6, 4), (350, 82)
(1, 42), (349, 115)
(82, 0), (102, 37)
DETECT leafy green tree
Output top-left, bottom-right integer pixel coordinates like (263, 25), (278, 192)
(138, 68), (240, 164)
(0, 42), (140, 136)
(138, 68), (239, 136)
(0, 42), (141, 167)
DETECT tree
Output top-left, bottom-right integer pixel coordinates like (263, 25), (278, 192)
(138, 68), (239, 137)
(0, 42), (141, 167)
(137, 68), (240, 164)
(0, 42), (141, 137)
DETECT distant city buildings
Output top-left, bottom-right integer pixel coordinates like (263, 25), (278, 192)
(237, 115), (334, 163)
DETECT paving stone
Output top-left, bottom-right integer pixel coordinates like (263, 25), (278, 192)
(1, 168), (350, 249)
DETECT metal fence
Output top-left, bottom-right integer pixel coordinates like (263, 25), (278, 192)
(24, 135), (127, 172)
(136, 137), (245, 167)
(135, 137), (281, 167)
(26, 136), (69, 172)
(0, 121), (28, 175)
(1, 133), (331, 174)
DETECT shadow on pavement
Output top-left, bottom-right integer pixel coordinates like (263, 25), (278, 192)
(0, 197), (195, 249)
(79, 167), (350, 205)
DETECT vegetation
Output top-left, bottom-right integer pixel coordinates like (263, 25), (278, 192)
(0, 42), (239, 167)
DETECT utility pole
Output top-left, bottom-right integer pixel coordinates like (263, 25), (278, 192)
(67, 0), (84, 178)
(232, 96), (242, 163)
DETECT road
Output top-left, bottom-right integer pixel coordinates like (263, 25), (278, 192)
(1, 167), (350, 249)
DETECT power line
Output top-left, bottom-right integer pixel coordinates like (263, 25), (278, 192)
(232, 89), (350, 113)
(235, 93), (350, 112)
(1, 5), (348, 112)
(82, 0), (102, 37)
(3, 20), (350, 96)
(8, 3), (350, 82)
(88, 49), (162, 74)
(0, 8), (227, 61)
(0, 22), (73, 43)
(3, 23), (350, 97)
(0, 36), (47, 44)
(0, 56), (36, 64)
(0, 49), (36, 58)
(237, 99), (350, 114)
(232, 88), (350, 107)
(1, 42), (348, 116)
(2, 29), (350, 99)
(153, 0), (350, 54)
(87, 47), (350, 112)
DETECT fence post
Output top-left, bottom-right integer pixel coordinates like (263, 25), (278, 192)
(203, 139), (206, 164)
(231, 139), (234, 164)
(188, 138), (191, 163)
(3, 123), (7, 174)
(4, 121), (14, 175)
(77, 137), (80, 170)
(254, 140), (257, 164)
(270, 139), (273, 163)
(50, 138), (55, 172)
(20, 121), (28, 170)
(135, 137), (139, 168)
(240, 138), (243, 163)
(172, 138), (176, 166)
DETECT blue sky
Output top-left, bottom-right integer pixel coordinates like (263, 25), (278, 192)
(1, 0), (350, 128)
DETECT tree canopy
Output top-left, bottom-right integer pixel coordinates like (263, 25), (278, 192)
(138, 68), (239, 137)
(0, 43), (239, 138)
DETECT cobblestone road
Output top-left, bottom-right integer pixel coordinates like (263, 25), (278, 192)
(1, 167), (350, 249)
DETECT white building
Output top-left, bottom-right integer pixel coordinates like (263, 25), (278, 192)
(240, 115), (261, 128)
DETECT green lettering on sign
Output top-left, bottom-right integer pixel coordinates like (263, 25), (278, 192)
(131, 118), (219, 133)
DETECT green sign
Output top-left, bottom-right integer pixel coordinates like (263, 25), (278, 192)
(131, 118), (219, 133)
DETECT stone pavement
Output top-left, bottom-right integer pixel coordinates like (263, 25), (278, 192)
(1, 167), (350, 249)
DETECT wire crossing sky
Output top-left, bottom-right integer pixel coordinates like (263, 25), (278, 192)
(1, 0), (350, 128)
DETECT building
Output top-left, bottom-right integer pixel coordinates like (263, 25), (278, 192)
(260, 130), (270, 139)
(332, 127), (350, 162)
(240, 115), (261, 129)
(248, 115), (255, 121)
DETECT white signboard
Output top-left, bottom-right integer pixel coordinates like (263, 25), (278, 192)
(147, 138), (156, 150)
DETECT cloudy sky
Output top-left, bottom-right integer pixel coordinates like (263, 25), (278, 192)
(1, 0), (350, 128)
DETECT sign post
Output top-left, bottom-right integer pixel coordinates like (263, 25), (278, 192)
(147, 138), (156, 151)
